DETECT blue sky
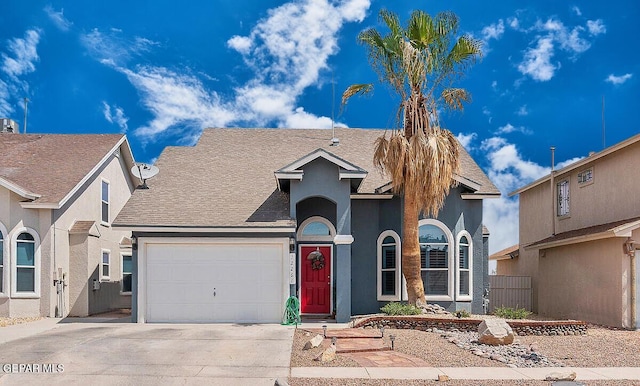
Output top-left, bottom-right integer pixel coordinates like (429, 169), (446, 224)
(1, 0), (638, 255)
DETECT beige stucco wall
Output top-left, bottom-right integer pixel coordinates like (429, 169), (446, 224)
(512, 140), (640, 321)
(537, 237), (630, 327)
(554, 143), (640, 234)
(0, 145), (134, 318)
(54, 150), (134, 317)
(0, 189), (52, 317)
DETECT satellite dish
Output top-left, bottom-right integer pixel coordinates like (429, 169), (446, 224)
(131, 163), (159, 189)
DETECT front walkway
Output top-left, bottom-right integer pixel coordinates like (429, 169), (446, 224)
(291, 366), (640, 381)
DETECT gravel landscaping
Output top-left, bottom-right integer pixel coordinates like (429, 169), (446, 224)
(290, 321), (640, 384)
(288, 379), (640, 386)
(0, 317), (42, 327)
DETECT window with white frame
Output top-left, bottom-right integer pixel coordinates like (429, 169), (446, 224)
(122, 254), (132, 293)
(15, 233), (36, 293)
(419, 220), (453, 299)
(297, 216), (336, 242)
(456, 232), (472, 300)
(557, 180), (569, 216)
(101, 250), (110, 280)
(377, 231), (401, 301)
(101, 179), (110, 224)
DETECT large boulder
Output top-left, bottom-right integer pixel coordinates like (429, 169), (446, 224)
(313, 342), (337, 362)
(477, 319), (515, 345)
(545, 370), (577, 381)
(303, 334), (324, 350)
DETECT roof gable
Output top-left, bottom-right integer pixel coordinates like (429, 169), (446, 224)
(0, 134), (135, 208)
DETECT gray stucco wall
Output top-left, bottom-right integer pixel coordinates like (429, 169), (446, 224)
(350, 186), (487, 316)
(290, 158), (352, 322)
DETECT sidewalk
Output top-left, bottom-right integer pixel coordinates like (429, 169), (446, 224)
(291, 366), (640, 381)
(0, 318), (62, 345)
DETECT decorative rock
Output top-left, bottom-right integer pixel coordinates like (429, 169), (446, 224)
(420, 303), (451, 315)
(478, 319), (515, 345)
(274, 378), (290, 386)
(529, 342), (539, 352)
(313, 343), (337, 362)
(545, 371), (577, 381)
(303, 334), (324, 350)
(437, 374), (450, 382)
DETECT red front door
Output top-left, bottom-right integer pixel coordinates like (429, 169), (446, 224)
(300, 245), (331, 314)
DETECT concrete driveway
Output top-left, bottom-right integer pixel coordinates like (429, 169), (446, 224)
(0, 317), (295, 385)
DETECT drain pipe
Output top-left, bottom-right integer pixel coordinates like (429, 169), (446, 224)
(626, 239), (637, 329)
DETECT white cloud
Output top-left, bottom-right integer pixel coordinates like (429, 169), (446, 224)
(44, 5), (72, 32)
(456, 132), (476, 150)
(572, 6), (582, 16)
(507, 17), (519, 30)
(283, 106), (347, 128)
(516, 105), (528, 116)
(80, 28), (158, 66)
(2, 29), (41, 79)
(102, 101), (129, 132)
(517, 17), (605, 81)
(586, 19), (606, 35)
(0, 29), (42, 116)
(118, 65), (236, 141)
(0, 80), (12, 117)
(480, 19), (504, 54)
(518, 37), (556, 81)
(495, 123), (532, 135)
(227, 36), (252, 55)
(91, 0), (371, 141)
(605, 73), (633, 85)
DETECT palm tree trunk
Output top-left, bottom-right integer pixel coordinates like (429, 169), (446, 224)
(402, 192), (427, 308)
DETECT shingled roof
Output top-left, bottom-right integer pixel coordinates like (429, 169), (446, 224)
(0, 134), (130, 207)
(114, 128), (499, 229)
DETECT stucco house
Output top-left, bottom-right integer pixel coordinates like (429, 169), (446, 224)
(113, 128), (500, 323)
(0, 132), (137, 318)
(505, 133), (640, 329)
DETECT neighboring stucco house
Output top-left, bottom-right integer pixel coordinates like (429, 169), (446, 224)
(0, 132), (137, 318)
(113, 128), (500, 323)
(506, 133), (640, 328)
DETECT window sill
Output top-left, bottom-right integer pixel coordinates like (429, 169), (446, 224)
(120, 292), (132, 296)
(455, 296), (472, 302)
(425, 295), (453, 302)
(557, 214), (571, 220)
(377, 295), (401, 302)
(100, 222), (111, 228)
(100, 278), (110, 282)
(10, 293), (41, 299)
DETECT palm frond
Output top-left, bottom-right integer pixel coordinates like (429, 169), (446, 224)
(441, 88), (471, 111)
(341, 84), (373, 109)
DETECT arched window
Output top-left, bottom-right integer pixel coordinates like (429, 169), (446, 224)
(418, 219), (454, 300)
(11, 228), (40, 297)
(297, 216), (336, 242)
(377, 230), (401, 301)
(456, 231), (473, 301)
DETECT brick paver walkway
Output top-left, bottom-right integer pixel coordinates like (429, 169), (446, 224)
(303, 328), (429, 367)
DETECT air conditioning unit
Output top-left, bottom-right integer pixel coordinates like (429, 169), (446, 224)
(1, 118), (18, 133)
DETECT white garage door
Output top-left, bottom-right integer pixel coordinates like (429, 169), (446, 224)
(144, 241), (287, 323)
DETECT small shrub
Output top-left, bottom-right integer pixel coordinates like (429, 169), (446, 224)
(493, 306), (532, 319)
(380, 302), (422, 316)
(453, 309), (471, 318)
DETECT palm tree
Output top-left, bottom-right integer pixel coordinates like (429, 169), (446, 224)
(342, 9), (481, 307)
